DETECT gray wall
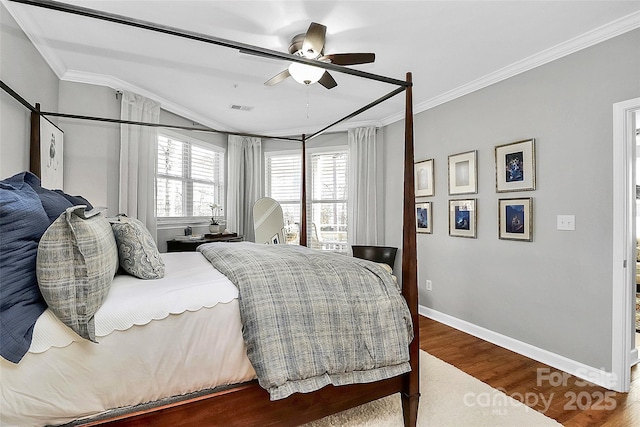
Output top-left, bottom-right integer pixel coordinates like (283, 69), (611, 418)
(383, 29), (640, 370)
(1, 3), (59, 177)
(58, 82), (120, 213)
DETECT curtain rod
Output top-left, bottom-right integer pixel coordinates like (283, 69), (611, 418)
(10, 0), (410, 88)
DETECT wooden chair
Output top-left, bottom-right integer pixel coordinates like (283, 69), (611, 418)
(351, 245), (398, 268)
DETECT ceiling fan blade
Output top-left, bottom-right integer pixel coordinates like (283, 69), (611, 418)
(318, 71), (337, 89)
(264, 69), (291, 86)
(302, 22), (326, 58)
(322, 53), (375, 66)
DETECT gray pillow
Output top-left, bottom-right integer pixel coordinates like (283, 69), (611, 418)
(110, 215), (164, 279)
(36, 206), (118, 342)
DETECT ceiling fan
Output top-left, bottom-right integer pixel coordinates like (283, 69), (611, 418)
(264, 22), (375, 89)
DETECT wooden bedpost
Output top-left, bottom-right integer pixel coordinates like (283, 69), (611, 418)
(401, 72), (419, 427)
(300, 135), (308, 247)
(29, 103), (41, 178)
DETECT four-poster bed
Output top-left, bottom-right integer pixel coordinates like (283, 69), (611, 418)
(1, 1), (419, 426)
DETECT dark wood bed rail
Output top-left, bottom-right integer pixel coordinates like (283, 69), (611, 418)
(79, 72), (419, 427)
(84, 377), (406, 427)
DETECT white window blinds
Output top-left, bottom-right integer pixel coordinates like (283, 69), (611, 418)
(309, 150), (348, 252)
(264, 148), (349, 251)
(265, 151), (301, 244)
(157, 132), (225, 219)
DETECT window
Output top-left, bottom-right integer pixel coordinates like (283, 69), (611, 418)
(156, 131), (224, 222)
(265, 151), (302, 244)
(309, 149), (348, 252)
(264, 148), (349, 251)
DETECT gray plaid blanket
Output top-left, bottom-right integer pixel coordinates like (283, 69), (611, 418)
(198, 242), (413, 400)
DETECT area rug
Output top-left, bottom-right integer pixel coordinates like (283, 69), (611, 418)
(304, 350), (561, 427)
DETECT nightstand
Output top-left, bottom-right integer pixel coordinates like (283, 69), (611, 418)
(166, 233), (244, 252)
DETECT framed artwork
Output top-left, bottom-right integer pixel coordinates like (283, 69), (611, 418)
(448, 150), (477, 195)
(270, 233), (281, 244)
(498, 197), (533, 241)
(495, 138), (536, 192)
(416, 202), (432, 234)
(30, 109), (64, 190)
(415, 158), (434, 197)
(448, 199), (476, 238)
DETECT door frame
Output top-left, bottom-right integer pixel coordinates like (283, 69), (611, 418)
(612, 97), (640, 393)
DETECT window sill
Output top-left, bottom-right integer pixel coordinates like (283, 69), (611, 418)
(157, 217), (211, 230)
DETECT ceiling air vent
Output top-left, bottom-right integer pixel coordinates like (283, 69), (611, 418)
(229, 104), (253, 112)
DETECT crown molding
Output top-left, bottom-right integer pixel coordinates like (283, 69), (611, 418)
(2, 0), (67, 77)
(61, 70), (234, 133)
(400, 10), (640, 120)
(257, 118), (382, 139)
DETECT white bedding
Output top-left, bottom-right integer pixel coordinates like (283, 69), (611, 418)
(0, 252), (256, 427)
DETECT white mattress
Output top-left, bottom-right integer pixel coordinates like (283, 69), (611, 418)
(0, 252), (256, 427)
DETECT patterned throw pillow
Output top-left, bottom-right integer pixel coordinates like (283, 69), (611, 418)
(36, 206), (119, 342)
(110, 215), (165, 279)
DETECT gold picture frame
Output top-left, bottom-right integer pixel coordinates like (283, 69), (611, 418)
(448, 199), (476, 238)
(498, 197), (533, 241)
(415, 158), (434, 197)
(495, 139), (536, 192)
(416, 202), (432, 234)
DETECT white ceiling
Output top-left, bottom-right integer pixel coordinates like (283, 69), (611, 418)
(4, 0), (640, 137)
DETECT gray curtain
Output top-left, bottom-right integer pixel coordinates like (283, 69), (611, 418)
(227, 135), (262, 242)
(119, 91), (160, 241)
(347, 126), (382, 246)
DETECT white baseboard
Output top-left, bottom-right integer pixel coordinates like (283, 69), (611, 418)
(419, 305), (622, 391)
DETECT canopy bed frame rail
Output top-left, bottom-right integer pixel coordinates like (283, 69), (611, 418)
(3, 1), (419, 426)
(80, 82), (417, 427)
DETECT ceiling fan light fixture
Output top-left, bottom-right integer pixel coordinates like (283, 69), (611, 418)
(288, 62), (324, 85)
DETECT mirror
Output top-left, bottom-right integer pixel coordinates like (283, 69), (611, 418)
(253, 197), (285, 244)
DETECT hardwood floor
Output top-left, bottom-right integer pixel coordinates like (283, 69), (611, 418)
(419, 316), (639, 426)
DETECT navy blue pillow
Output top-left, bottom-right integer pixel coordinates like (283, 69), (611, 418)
(0, 173), (50, 363)
(21, 172), (73, 223)
(53, 190), (94, 211)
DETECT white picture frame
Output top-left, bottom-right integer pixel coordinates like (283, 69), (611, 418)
(39, 116), (64, 189)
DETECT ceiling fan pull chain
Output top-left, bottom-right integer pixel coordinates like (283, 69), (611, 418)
(306, 85), (310, 119)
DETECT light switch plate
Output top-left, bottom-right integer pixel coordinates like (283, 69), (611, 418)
(557, 215), (575, 231)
